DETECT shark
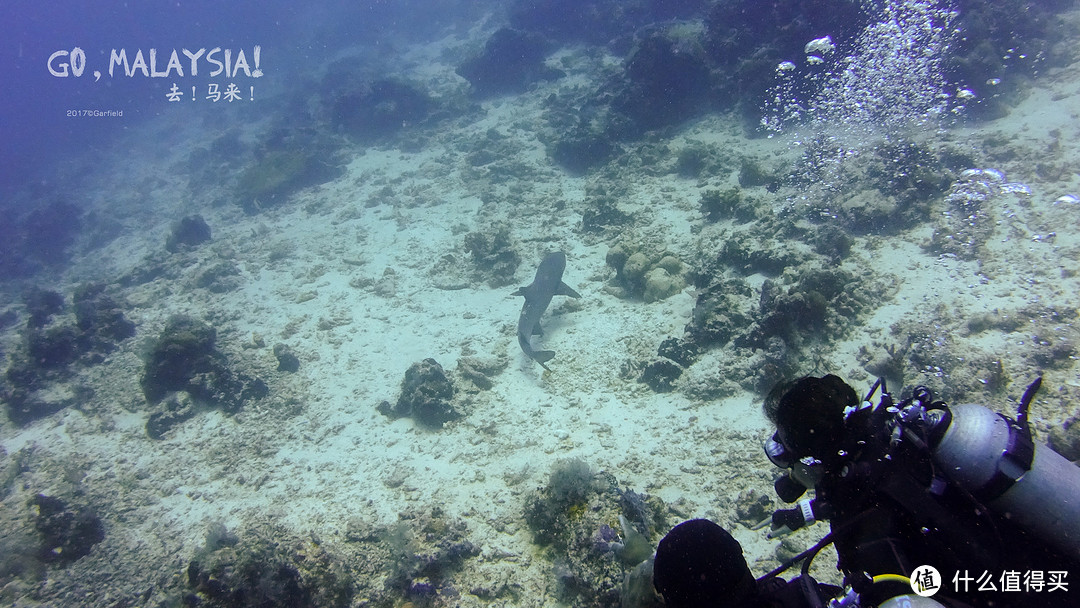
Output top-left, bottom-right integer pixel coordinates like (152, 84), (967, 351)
(513, 252), (581, 371)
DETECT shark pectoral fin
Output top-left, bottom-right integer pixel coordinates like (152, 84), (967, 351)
(532, 322), (544, 336)
(511, 287), (526, 297)
(556, 282), (582, 298)
(534, 350), (555, 370)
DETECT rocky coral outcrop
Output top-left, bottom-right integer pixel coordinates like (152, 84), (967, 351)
(456, 28), (561, 96)
(140, 315), (267, 436)
(523, 458), (669, 607)
(379, 358), (459, 428)
(604, 242), (687, 303)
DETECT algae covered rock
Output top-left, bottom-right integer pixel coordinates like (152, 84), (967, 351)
(165, 215), (212, 253)
(30, 493), (105, 565)
(463, 226), (521, 288)
(456, 28), (561, 96)
(72, 283), (136, 349)
(140, 315), (218, 404)
(140, 315), (267, 415)
(581, 194), (633, 234)
(749, 268), (862, 347)
(699, 187), (758, 223)
(24, 287), (64, 328)
(614, 24), (712, 131)
(638, 358), (683, 392)
(25, 325), (80, 370)
(379, 358), (459, 428)
(273, 343), (301, 373)
(145, 391), (198, 440)
(523, 458), (670, 607)
(184, 507), (480, 607)
(3, 283), (135, 424)
(193, 261), (242, 293)
(186, 523), (353, 608)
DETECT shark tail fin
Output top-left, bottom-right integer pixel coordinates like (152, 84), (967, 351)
(534, 350), (556, 370)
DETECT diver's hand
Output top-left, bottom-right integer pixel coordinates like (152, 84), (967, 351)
(767, 509), (804, 537)
(767, 499), (816, 538)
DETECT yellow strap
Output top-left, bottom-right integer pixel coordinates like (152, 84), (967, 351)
(872, 573), (911, 586)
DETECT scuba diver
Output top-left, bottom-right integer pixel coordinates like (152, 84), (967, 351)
(653, 518), (845, 608)
(652, 517), (939, 608)
(652, 374), (1080, 607)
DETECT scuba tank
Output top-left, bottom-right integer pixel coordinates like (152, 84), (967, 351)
(875, 594), (948, 608)
(763, 376), (1080, 608)
(930, 378), (1080, 563)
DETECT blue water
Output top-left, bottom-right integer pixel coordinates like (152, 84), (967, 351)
(0, 0), (463, 197)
